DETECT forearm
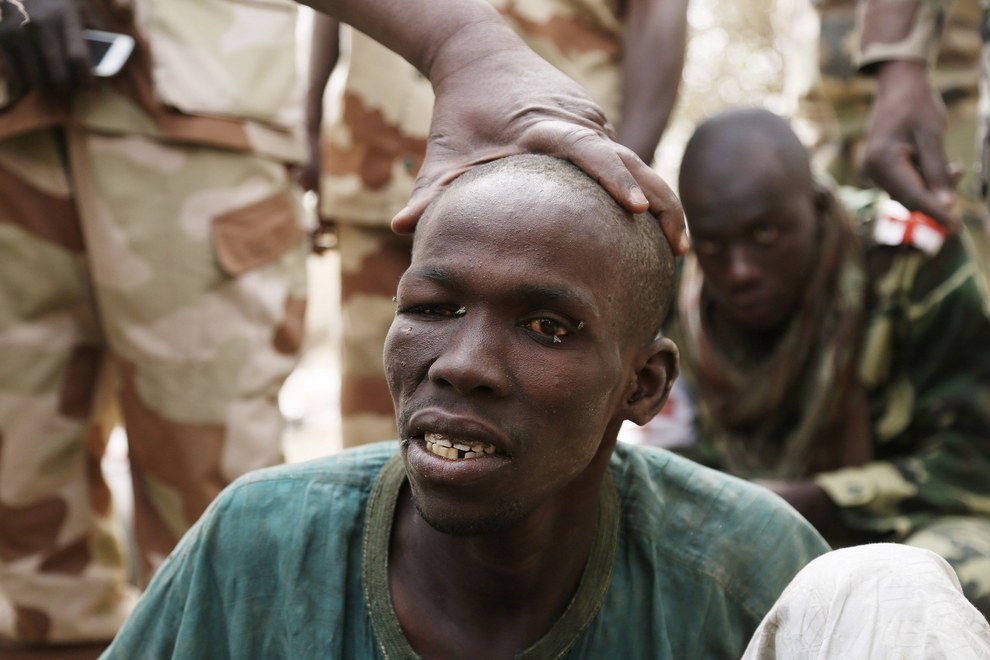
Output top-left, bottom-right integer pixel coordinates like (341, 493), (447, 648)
(306, 11), (340, 137)
(300, 0), (519, 84)
(617, 0), (687, 163)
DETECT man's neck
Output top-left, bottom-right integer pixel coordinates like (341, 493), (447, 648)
(388, 469), (606, 659)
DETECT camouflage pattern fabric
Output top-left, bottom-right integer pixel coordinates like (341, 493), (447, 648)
(0, 127), (308, 645)
(0, 0), (306, 162)
(904, 516), (990, 617)
(676, 191), (990, 618)
(319, 0), (625, 446)
(337, 225), (412, 446)
(0, 0), (307, 645)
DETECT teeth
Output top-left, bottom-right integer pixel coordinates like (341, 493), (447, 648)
(424, 432), (497, 460)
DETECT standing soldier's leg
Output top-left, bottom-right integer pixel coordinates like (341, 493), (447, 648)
(0, 130), (138, 644)
(337, 225), (411, 448)
(67, 130), (309, 580)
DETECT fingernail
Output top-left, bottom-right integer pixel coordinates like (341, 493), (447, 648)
(679, 233), (691, 254)
(935, 190), (954, 208)
(630, 187), (648, 208)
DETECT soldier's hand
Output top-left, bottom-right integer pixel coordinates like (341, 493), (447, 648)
(389, 24), (688, 255)
(860, 60), (958, 230)
(0, 0), (91, 100)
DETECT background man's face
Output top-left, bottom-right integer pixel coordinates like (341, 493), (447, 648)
(384, 171), (635, 536)
(682, 168), (819, 331)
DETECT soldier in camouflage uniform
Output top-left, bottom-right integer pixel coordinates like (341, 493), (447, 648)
(852, 0), (990, 273)
(0, 0), (308, 646)
(305, 0), (688, 447)
(673, 108), (990, 617)
(791, 0), (989, 277)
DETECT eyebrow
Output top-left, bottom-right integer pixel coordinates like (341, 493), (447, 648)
(405, 265), (598, 312)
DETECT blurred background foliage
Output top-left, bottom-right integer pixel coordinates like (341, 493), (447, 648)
(655, 0), (819, 187)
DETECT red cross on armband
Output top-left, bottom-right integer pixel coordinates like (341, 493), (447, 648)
(873, 199), (947, 256)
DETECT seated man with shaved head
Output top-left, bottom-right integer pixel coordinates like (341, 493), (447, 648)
(102, 155), (827, 658)
(673, 107), (990, 617)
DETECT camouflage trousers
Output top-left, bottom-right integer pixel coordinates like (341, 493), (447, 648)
(904, 516), (990, 619)
(0, 128), (308, 644)
(337, 224), (411, 448)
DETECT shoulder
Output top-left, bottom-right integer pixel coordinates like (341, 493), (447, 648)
(208, 441), (400, 520)
(169, 442), (400, 560)
(609, 444), (828, 616)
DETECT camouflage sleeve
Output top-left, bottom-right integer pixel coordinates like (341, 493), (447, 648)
(856, 0), (950, 70)
(815, 235), (990, 539)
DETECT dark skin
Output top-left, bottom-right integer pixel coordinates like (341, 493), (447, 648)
(383, 163), (676, 657)
(678, 109), (852, 539)
(0, 0), (90, 100)
(0, 0), (687, 253)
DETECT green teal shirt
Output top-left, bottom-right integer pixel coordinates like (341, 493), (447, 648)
(102, 442), (828, 659)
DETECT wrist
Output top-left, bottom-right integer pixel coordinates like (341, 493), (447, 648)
(858, 2), (942, 73)
(424, 16), (525, 90)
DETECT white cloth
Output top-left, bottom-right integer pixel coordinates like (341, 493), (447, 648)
(743, 544), (990, 659)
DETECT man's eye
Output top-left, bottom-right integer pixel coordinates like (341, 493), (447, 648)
(753, 225), (779, 245)
(401, 304), (463, 317)
(523, 318), (570, 343)
(696, 239), (720, 257)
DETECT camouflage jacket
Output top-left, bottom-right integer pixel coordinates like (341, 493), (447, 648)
(679, 198), (990, 540)
(813, 214), (990, 539)
(319, 0), (625, 225)
(0, 0), (305, 162)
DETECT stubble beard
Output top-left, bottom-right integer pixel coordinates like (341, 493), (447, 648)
(411, 494), (524, 537)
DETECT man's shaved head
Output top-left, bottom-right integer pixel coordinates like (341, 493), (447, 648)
(679, 107), (813, 197)
(418, 154), (676, 343)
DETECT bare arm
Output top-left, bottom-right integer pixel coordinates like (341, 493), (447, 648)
(617, 0), (688, 164)
(300, 0), (686, 253)
(298, 11), (340, 194)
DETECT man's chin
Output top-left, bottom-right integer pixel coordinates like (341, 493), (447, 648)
(727, 304), (788, 333)
(413, 499), (522, 537)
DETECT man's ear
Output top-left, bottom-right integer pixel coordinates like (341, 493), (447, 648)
(622, 337), (679, 425)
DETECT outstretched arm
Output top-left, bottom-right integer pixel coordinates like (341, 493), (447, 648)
(857, 0), (957, 228)
(301, 0), (686, 252)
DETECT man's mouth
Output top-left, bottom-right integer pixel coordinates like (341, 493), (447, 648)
(425, 431), (497, 460)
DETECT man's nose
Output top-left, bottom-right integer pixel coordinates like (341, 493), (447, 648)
(427, 314), (511, 397)
(725, 245), (760, 288)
